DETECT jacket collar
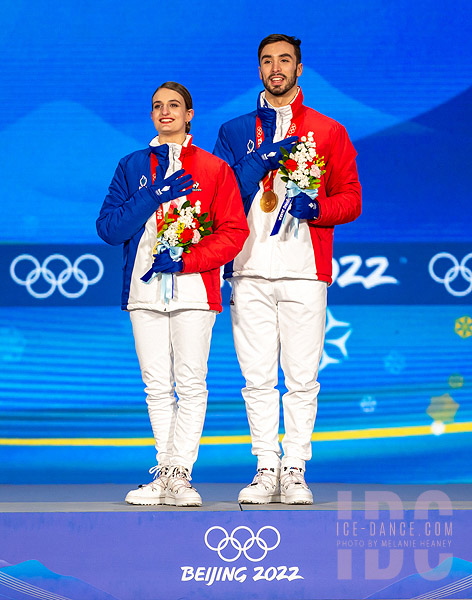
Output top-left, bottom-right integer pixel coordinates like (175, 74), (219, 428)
(148, 135), (193, 181)
(149, 134), (193, 159)
(256, 87), (304, 140)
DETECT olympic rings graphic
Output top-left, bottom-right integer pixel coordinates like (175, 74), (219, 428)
(204, 525), (280, 563)
(428, 252), (472, 297)
(10, 254), (104, 299)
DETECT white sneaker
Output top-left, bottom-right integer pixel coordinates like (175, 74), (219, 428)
(280, 466), (313, 504)
(165, 466), (202, 507)
(238, 468), (281, 504)
(125, 465), (169, 505)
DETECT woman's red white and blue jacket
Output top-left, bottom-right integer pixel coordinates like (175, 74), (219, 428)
(213, 88), (362, 284)
(97, 135), (249, 312)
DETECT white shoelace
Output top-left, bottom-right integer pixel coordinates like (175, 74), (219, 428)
(168, 466), (193, 492)
(250, 469), (278, 491)
(141, 465), (169, 489)
(281, 468), (307, 490)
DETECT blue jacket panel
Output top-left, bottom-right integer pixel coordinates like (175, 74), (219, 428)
(96, 148), (164, 308)
(213, 110), (267, 213)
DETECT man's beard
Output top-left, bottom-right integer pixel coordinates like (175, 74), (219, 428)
(262, 69), (298, 97)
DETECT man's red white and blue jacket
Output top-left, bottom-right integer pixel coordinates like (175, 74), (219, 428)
(213, 88), (362, 284)
(97, 135), (249, 312)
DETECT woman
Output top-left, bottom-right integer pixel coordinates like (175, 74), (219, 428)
(97, 82), (248, 506)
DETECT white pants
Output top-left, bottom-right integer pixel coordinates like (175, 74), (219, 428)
(130, 308), (216, 473)
(231, 277), (327, 471)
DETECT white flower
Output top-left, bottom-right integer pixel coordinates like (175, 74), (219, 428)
(300, 176), (309, 188)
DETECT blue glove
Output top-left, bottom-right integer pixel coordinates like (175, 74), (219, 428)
(152, 169), (193, 204)
(288, 192), (320, 220)
(150, 249), (183, 274)
(253, 136), (298, 171)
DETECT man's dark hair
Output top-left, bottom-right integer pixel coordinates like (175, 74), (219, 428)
(258, 34), (302, 65)
(152, 81), (193, 133)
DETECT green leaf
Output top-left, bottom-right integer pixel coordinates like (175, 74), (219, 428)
(181, 200), (191, 210)
(280, 147), (289, 157)
(200, 212), (209, 221)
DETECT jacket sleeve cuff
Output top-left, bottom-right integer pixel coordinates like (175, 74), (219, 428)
(308, 199), (321, 223)
(181, 254), (190, 273)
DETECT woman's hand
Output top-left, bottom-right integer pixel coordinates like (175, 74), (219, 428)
(150, 249), (183, 273)
(152, 169), (194, 204)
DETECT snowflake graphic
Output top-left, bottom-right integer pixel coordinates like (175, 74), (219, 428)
(360, 395), (377, 413)
(427, 393), (459, 423)
(0, 327), (26, 362)
(384, 350), (406, 375)
(455, 315), (472, 338)
(319, 309), (352, 371)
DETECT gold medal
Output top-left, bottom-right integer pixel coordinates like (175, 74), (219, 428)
(260, 190), (278, 213)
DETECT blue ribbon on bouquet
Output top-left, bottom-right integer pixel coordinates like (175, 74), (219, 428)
(141, 241), (183, 304)
(270, 181), (319, 238)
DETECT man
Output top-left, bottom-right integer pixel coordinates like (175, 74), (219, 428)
(214, 34), (361, 504)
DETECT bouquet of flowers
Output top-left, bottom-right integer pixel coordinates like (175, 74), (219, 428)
(153, 199), (213, 254)
(141, 200), (213, 299)
(270, 131), (326, 237)
(279, 131), (325, 190)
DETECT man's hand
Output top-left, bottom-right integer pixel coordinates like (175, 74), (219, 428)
(150, 249), (183, 274)
(253, 136), (298, 171)
(289, 192), (320, 220)
(152, 169), (193, 205)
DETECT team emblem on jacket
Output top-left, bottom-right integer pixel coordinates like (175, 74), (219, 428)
(192, 181), (202, 192)
(139, 175), (148, 189)
(247, 139), (254, 153)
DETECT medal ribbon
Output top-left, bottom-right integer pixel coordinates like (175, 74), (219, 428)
(255, 116), (298, 194)
(150, 153), (159, 184)
(255, 103), (304, 236)
(270, 195), (293, 236)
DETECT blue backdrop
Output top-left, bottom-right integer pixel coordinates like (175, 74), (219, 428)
(1, 0), (471, 483)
